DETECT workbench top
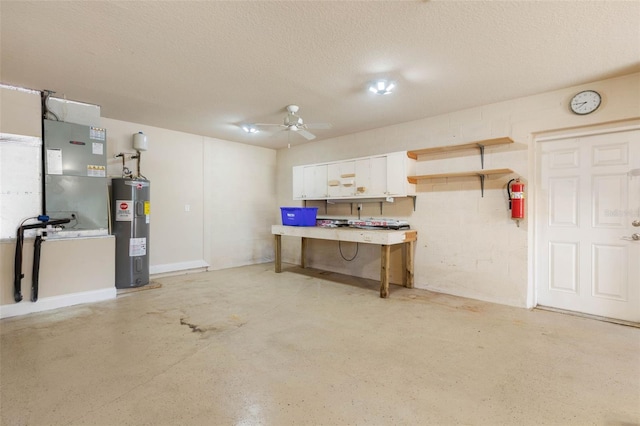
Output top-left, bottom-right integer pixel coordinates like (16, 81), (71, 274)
(271, 225), (417, 245)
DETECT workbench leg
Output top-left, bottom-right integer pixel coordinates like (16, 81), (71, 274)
(405, 240), (415, 288)
(402, 243), (407, 286)
(274, 234), (282, 273)
(301, 237), (307, 269)
(380, 244), (391, 298)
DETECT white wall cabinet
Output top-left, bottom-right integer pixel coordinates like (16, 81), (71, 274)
(327, 161), (355, 198)
(292, 166), (304, 199)
(354, 158), (374, 196)
(293, 164), (329, 200)
(307, 164), (328, 199)
(292, 152), (415, 201)
(385, 152), (412, 196)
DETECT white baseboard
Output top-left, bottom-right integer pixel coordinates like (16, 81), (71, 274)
(0, 287), (117, 319)
(150, 259), (209, 275)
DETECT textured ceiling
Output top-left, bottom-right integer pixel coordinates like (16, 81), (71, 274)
(1, 1), (639, 149)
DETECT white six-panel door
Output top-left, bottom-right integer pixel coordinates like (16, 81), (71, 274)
(536, 130), (640, 322)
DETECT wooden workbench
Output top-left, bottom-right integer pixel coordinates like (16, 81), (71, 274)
(271, 225), (417, 298)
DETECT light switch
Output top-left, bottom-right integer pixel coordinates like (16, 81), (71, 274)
(185, 204), (190, 212)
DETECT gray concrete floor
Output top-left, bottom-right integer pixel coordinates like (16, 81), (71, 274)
(1, 263), (639, 425)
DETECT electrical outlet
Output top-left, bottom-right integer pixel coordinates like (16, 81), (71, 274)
(184, 204), (190, 212)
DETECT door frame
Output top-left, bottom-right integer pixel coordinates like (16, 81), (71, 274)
(529, 120), (640, 310)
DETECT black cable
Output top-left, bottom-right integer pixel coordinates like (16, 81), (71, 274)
(339, 241), (358, 261)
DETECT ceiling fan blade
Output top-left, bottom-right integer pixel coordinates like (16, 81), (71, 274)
(304, 123), (332, 130)
(254, 123), (285, 128)
(297, 129), (316, 140)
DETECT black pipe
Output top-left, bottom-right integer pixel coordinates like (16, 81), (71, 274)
(13, 228), (25, 302)
(40, 92), (47, 215)
(13, 218), (70, 303)
(32, 235), (43, 302)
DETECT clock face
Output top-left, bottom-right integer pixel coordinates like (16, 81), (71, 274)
(570, 90), (601, 115)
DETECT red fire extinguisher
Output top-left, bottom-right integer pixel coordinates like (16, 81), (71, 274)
(508, 178), (525, 226)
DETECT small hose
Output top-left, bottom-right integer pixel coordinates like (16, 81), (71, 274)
(507, 178), (515, 210)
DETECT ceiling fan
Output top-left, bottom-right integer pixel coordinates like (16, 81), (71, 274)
(254, 105), (332, 140)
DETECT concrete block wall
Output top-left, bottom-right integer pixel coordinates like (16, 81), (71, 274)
(276, 72), (640, 308)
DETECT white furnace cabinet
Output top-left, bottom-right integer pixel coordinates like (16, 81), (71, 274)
(44, 119), (108, 231)
(292, 151), (415, 200)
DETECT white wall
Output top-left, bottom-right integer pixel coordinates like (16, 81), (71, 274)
(103, 119), (207, 272)
(204, 137), (277, 270)
(2, 72), (638, 315)
(0, 86), (116, 316)
(1, 88), (277, 317)
(276, 73), (640, 308)
(102, 118), (278, 273)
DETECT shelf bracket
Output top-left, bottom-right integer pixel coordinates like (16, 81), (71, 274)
(479, 174), (486, 197)
(478, 144), (485, 169)
(410, 195), (416, 211)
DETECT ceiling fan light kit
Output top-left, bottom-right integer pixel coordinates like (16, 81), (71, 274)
(369, 79), (396, 95)
(252, 104), (332, 141)
(241, 125), (259, 134)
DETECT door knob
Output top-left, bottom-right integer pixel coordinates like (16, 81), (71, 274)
(633, 220), (640, 227)
(633, 233), (640, 241)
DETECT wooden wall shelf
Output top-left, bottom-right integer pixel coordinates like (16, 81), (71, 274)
(408, 137), (513, 169)
(407, 168), (513, 183)
(407, 168), (513, 197)
(407, 137), (514, 159)
(406, 137), (515, 196)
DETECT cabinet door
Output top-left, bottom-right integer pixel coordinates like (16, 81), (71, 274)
(385, 152), (406, 196)
(354, 159), (371, 196)
(328, 161), (355, 197)
(292, 165), (304, 199)
(303, 164), (328, 199)
(369, 156), (388, 195)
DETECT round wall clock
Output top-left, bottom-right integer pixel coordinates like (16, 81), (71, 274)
(569, 90), (601, 115)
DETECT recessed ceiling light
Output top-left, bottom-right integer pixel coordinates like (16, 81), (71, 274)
(368, 79), (396, 95)
(242, 125), (259, 134)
